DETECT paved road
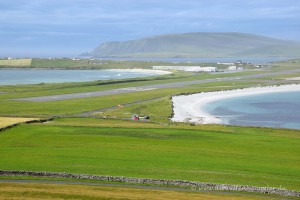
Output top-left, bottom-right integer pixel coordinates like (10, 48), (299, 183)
(14, 69), (300, 102)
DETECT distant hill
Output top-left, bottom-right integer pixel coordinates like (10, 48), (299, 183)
(90, 32), (300, 58)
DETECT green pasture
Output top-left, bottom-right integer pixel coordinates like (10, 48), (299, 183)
(95, 97), (172, 123)
(31, 58), (232, 70)
(271, 58), (300, 71)
(30, 59), (218, 69)
(0, 58), (299, 197)
(31, 58), (174, 69)
(0, 57), (258, 70)
(0, 57), (298, 71)
(0, 120), (299, 190)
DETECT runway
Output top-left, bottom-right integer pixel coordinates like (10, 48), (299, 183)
(14, 69), (300, 102)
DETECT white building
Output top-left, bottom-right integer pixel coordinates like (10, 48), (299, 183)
(200, 67), (217, 72)
(217, 62), (235, 65)
(228, 66), (237, 70)
(153, 66), (199, 70)
(227, 66), (244, 71)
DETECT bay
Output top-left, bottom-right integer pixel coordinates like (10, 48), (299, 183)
(0, 69), (162, 85)
(203, 91), (300, 130)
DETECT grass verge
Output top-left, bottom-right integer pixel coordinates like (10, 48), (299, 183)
(0, 182), (279, 200)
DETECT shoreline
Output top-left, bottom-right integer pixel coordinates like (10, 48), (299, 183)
(107, 68), (172, 75)
(0, 67), (172, 74)
(0, 68), (172, 86)
(171, 84), (300, 124)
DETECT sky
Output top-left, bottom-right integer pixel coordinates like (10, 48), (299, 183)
(1, 0), (300, 57)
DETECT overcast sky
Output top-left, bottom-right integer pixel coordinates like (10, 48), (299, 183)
(1, 0), (300, 57)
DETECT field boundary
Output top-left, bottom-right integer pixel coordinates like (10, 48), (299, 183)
(0, 170), (299, 197)
(0, 118), (53, 132)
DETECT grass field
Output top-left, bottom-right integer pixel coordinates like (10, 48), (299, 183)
(0, 58), (299, 199)
(0, 57), (299, 70)
(95, 97), (172, 123)
(31, 59), (164, 69)
(0, 120), (299, 191)
(272, 58), (300, 71)
(0, 182), (277, 200)
(0, 117), (40, 128)
(30, 58), (231, 70)
(0, 59), (32, 67)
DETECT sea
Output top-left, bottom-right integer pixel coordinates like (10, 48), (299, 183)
(0, 69), (162, 85)
(203, 91), (300, 130)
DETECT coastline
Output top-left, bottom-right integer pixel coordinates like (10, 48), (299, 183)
(171, 84), (300, 124)
(0, 68), (172, 85)
(0, 67), (172, 75)
(107, 68), (172, 75)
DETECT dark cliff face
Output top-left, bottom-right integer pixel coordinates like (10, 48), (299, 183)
(91, 32), (300, 58)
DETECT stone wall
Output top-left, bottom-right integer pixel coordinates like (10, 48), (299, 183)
(0, 170), (299, 197)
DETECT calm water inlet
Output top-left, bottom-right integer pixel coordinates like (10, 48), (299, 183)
(0, 69), (162, 85)
(203, 91), (300, 130)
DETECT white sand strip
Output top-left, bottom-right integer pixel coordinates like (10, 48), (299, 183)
(171, 84), (300, 124)
(285, 77), (300, 81)
(107, 69), (172, 75)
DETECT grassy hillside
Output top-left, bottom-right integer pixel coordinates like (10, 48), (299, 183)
(0, 121), (299, 190)
(92, 32), (300, 58)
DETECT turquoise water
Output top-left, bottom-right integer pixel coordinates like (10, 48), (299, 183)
(0, 69), (161, 85)
(203, 91), (300, 130)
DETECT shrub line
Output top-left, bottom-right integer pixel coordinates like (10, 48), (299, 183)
(0, 170), (299, 197)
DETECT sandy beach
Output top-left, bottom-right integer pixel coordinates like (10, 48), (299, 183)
(107, 69), (172, 75)
(171, 84), (300, 124)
